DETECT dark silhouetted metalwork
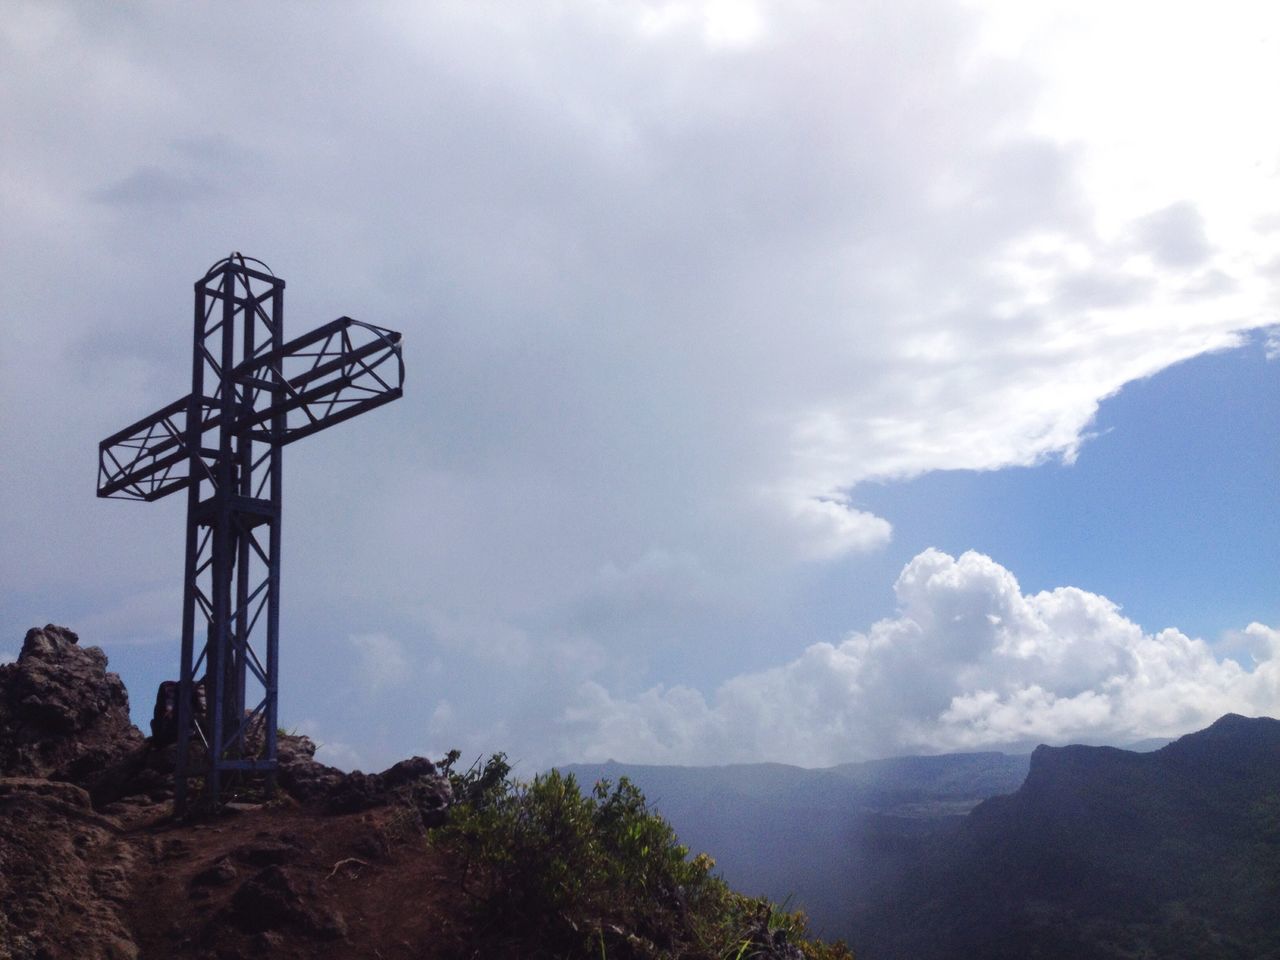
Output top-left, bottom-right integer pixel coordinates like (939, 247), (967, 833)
(98, 254), (404, 812)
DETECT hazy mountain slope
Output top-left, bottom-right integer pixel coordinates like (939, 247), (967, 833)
(558, 752), (1030, 939)
(853, 714), (1280, 960)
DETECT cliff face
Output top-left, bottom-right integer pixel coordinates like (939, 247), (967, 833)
(853, 715), (1280, 960)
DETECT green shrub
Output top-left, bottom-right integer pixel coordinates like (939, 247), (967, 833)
(434, 754), (853, 960)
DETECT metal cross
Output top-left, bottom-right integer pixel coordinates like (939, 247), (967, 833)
(97, 254), (404, 811)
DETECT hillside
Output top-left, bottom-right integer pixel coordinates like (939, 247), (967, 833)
(0, 625), (848, 960)
(852, 714), (1280, 959)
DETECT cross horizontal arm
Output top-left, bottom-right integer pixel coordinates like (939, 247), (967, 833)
(97, 395), (202, 501)
(97, 317), (404, 501)
(229, 317), (405, 448)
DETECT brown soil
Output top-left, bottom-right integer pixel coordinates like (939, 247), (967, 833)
(120, 799), (472, 960)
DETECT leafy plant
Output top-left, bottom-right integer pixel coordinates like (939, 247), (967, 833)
(433, 757), (852, 960)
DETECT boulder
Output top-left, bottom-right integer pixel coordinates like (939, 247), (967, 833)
(0, 625), (145, 794)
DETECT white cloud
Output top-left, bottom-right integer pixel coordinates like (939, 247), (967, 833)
(784, 495), (893, 561)
(1, 2), (1277, 770)
(429, 699), (454, 731)
(1131, 202), (1213, 269)
(348, 633), (410, 694)
(6, 1), (1273, 606)
(558, 549), (1280, 766)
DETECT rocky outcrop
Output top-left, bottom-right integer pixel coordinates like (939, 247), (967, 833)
(277, 735), (452, 824)
(0, 778), (139, 960)
(275, 731), (348, 803)
(0, 622), (455, 958)
(0, 623), (452, 815)
(0, 628), (152, 959)
(323, 755), (452, 825)
(0, 625), (145, 798)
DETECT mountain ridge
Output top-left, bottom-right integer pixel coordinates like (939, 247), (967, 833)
(560, 719), (1280, 951)
(854, 713), (1280, 959)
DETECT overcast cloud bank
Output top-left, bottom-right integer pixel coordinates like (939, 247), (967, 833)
(2, 2), (1278, 770)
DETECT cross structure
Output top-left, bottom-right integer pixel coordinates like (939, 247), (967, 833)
(97, 254), (404, 811)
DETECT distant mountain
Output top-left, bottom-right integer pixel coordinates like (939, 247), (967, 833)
(558, 750), (1030, 939)
(853, 714), (1280, 960)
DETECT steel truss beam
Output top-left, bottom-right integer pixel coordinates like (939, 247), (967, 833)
(96, 254), (404, 812)
(97, 319), (404, 501)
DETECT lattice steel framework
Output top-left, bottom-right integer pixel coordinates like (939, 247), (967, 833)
(98, 254), (404, 811)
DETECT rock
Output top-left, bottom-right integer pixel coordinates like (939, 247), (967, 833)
(275, 731), (452, 824)
(192, 857), (239, 887)
(0, 776), (138, 959)
(310, 907), (348, 941)
(322, 755), (452, 825)
(379, 755), (441, 788)
(0, 775), (94, 809)
(396, 771), (453, 829)
(227, 865), (309, 933)
(275, 732), (346, 803)
(225, 865), (345, 939)
(323, 770), (379, 814)
(255, 931), (286, 950)
(0, 625), (145, 799)
(0, 623), (457, 956)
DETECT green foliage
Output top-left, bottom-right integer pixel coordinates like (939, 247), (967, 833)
(440, 748), (512, 807)
(433, 756), (853, 960)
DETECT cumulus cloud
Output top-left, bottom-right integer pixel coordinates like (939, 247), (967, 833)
(558, 550), (1280, 766)
(784, 496), (893, 561)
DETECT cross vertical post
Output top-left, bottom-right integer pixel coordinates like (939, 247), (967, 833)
(99, 253), (404, 813)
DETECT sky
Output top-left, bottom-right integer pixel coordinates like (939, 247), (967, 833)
(1, 1), (1277, 772)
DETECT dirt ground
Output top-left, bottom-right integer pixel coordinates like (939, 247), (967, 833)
(120, 799), (472, 960)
